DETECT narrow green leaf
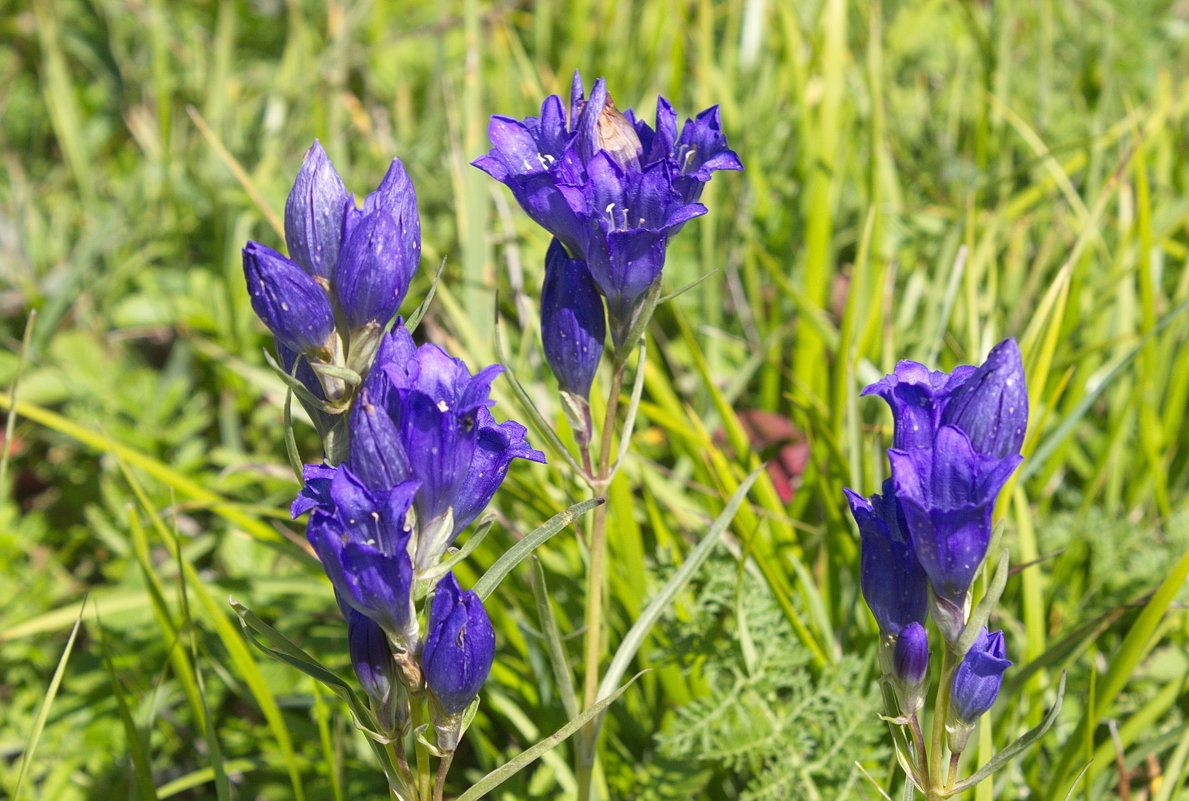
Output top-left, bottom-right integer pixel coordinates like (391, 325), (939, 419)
(530, 557), (580, 720)
(454, 673), (646, 801)
(98, 618), (162, 801)
(474, 497), (603, 600)
(405, 256), (446, 333)
(597, 467), (762, 703)
(949, 672), (1066, 795)
(13, 599), (86, 801)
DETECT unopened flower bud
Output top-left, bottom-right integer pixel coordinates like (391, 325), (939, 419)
(891, 621), (929, 714)
(422, 573), (495, 750)
(242, 241), (335, 355)
(947, 628), (1011, 753)
(541, 239), (605, 400)
(284, 141), (349, 281)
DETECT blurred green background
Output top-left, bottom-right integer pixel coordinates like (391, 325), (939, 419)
(2, 0), (1188, 799)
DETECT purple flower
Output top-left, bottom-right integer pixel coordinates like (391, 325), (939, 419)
(888, 426), (1021, 605)
(284, 141), (350, 281)
(844, 479), (929, 636)
(305, 466), (421, 648)
(893, 621), (930, 688)
(242, 241), (335, 354)
(280, 142), (421, 332)
(950, 628), (1011, 723)
(342, 324), (544, 567)
(474, 71), (740, 344)
(344, 607), (399, 728)
(336, 160), (421, 331)
(422, 573), (495, 717)
(862, 338), (1027, 458)
(939, 338), (1028, 460)
(541, 238), (605, 398)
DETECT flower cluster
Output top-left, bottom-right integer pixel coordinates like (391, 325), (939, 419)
(244, 142), (544, 746)
(243, 142), (421, 417)
(846, 339), (1026, 755)
(475, 71), (742, 367)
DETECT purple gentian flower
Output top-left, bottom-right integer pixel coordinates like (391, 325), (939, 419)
(273, 142), (420, 333)
(863, 338), (1027, 458)
(343, 607), (400, 730)
(540, 238), (605, 399)
(843, 479), (929, 636)
(887, 426), (1021, 606)
(950, 628), (1011, 723)
(422, 573), (495, 718)
(474, 71), (741, 345)
(325, 324), (544, 568)
(305, 466), (421, 649)
(242, 241), (335, 354)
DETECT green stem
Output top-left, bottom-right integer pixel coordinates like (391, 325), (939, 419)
(929, 648), (956, 793)
(385, 739), (415, 798)
(412, 702), (432, 801)
(910, 712), (930, 784)
(433, 750), (455, 801)
(576, 358), (628, 801)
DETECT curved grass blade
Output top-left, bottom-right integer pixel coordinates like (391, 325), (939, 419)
(530, 557), (580, 720)
(13, 598), (86, 801)
(454, 672), (646, 801)
(405, 256), (446, 333)
(597, 467), (762, 703)
(474, 497), (603, 600)
(949, 672), (1066, 796)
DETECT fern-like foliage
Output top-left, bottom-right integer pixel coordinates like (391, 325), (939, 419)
(647, 556), (887, 800)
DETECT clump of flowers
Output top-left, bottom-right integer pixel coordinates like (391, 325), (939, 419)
(847, 339), (1061, 797)
(475, 70), (741, 386)
(239, 142), (545, 801)
(474, 72), (741, 801)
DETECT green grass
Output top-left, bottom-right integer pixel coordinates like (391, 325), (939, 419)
(2, 0), (1188, 799)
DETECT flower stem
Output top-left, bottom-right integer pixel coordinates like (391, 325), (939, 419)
(929, 648), (955, 791)
(910, 712), (930, 783)
(411, 702), (432, 801)
(433, 750), (455, 801)
(946, 751), (960, 790)
(576, 358), (628, 801)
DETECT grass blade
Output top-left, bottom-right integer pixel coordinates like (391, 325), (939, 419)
(454, 672), (646, 801)
(12, 599), (86, 801)
(474, 497), (603, 600)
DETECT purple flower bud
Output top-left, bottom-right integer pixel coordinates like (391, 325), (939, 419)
(305, 467), (421, 648)
(541, 239), (605, 398)
(950, 628), (1011, 723)
(336, 159), (421, 331)
(888, 426), (1021, 606)
(893, 621), (930, 688)
(345, 608), (396, 715)
(284, 141), (349, 280)
(863, 338), (1028, 459)
(422, 573), (495, 717)
(337, 209), (415, 330)
(940, 338), (1028, 459)
(242, 241), (335, 354)
(844, 479), (929, 636)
